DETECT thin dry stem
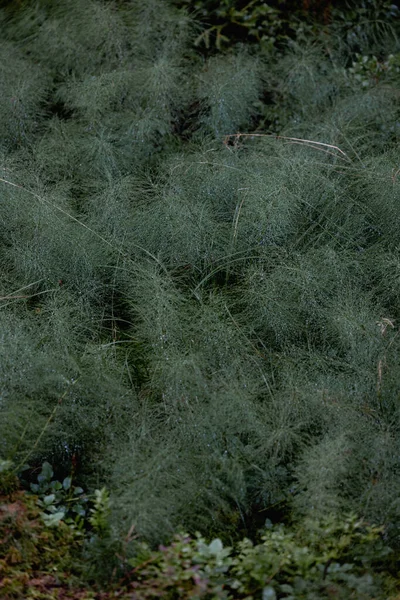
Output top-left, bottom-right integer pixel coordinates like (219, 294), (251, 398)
(223, 132), (352, 163)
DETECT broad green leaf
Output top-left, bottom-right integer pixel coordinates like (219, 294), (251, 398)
(72, 503), (86, 516)
(40, 462), (53, 481)
(43, 511), (65, 527)
(208, 538), (223, 555)
(43, 493), (56, 505)
(262, 586), (277, 600)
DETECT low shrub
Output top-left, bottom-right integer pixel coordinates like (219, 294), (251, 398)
(1, 475), (398, 599)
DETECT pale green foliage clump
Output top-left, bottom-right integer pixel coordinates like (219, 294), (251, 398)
(89, 487), (111, 535)
(198, 52), (263, 136)
(0, 41), (51, 151)
(0, 0), (400, 552)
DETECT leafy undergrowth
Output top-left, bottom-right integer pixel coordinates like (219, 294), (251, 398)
(1, 472), (399, 600)
(0, 489), (89, 599)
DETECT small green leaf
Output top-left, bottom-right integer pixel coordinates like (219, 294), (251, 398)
(63, 476), (72, 491)
(208, 538), (223, 555)
(43, 493), (56, 505)
(265, 518), (273, 529)
(43, 511), (65, 527)
(73, 486), (84, 495)
(40, 461), (53, 481)
(263, 586), (277, 600)
(72, 504), (86, 516)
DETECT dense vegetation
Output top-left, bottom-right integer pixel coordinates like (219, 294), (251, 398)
(1, 0), (400, 596)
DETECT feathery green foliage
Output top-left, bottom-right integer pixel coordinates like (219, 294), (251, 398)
(1, 0), (400, 577)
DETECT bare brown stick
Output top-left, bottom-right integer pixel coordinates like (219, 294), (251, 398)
(223, 132), (352, 163)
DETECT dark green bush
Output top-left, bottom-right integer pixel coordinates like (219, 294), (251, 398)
(1, 0), (400, 586)
(173, 0), (399, 53)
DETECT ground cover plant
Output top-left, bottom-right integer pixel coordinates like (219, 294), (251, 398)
(1, 0), (400, 596)
(1, 465), (399, 599)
